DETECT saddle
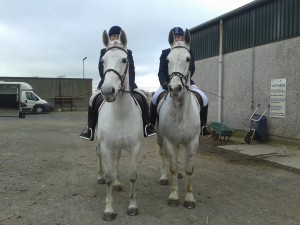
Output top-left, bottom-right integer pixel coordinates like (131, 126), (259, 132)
(92, 92), (144, 114)
(93, 94), (104, 112)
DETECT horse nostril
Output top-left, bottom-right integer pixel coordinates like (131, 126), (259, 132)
(177, 85), (182, 91)
(110, 87), (115, 94)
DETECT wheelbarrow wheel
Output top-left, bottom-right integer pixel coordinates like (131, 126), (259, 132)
(244, 131), (253, 144)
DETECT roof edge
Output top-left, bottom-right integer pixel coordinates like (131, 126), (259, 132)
(190, 0), (270, 32)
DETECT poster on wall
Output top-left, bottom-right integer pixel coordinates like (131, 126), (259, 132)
(270, 78), (286, 118)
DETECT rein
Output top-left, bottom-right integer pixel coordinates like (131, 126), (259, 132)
(103, 46), (130, 95)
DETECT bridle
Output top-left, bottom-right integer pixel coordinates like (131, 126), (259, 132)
(168, 45), (191, 91)
(103, 45), (130, 94)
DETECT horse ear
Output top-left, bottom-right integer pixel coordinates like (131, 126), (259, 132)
(120, 30), (127, 47)
(103, 30), (109, 47)
(184, 28), (191, 45)
(168, 30), (175, 46)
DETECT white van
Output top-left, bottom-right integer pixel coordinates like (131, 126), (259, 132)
(0, 81), (51, 113)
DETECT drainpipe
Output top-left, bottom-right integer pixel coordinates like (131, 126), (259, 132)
(218, 20), (224, 122)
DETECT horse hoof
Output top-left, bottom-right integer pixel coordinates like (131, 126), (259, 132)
(168, 199), (179, 207)
(97, 178), (105, 184)
(178, 172), (183, 179)
(103, 213), (117, 221)
(127, 208), (139, 216)
(113, 185), (123, 192)
(159, 179), (168, 186)
(183, 201), (195, 209)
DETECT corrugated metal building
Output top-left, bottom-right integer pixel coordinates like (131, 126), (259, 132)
(0, 77), (92, 111)
(190, 0), (299, 141)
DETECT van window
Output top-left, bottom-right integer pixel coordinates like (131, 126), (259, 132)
(26, 92), (38, 101)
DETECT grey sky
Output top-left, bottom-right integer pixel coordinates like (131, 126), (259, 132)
(0, 0), (254, 90)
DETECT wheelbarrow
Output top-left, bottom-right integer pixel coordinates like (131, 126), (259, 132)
(244, 104), (269, 144)
(206, 122), (238, 142)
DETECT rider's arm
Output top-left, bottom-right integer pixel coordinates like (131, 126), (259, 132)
(97, 49), (106, 89)
(128, 50), (138, 90)
(158, 49), (170, 88)
(189, 49), (195, 76)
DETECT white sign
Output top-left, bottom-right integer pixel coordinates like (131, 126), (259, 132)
(270, 79), (286, 118)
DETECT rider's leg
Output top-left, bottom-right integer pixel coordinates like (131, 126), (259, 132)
(200, 104), (209, 135)
(131, 88), (156, 137)
(80, 90), (103, 141)
(190, 85), (210, 135)
(149, 101), (157, 126)
(149, 86), (165, 127)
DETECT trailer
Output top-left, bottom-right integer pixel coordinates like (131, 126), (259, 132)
(0, 83), (25, 118)
(0, 81), (50, 115)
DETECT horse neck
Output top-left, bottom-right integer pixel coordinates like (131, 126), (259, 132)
(114, 82), (132, 107)
(171, 89), (192, 113)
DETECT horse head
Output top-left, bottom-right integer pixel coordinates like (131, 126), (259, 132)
(167, 29), (191, 99)
(101, 29), (129, 102)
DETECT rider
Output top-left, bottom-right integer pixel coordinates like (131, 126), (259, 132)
(80, 25), (156, 141)
(149, 26), (210, 135)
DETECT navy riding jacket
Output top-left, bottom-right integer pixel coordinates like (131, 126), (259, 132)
(97, 48), (138, 90)
(158, 48), (195, 86)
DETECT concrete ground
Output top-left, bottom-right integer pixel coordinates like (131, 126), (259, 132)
(212, 136), (300, 173)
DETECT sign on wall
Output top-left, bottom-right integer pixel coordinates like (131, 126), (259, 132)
(270, 79), (286, 118)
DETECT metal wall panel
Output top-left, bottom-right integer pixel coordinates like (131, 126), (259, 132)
(190, 23), (219, 60)
(191, 0), (300, 59)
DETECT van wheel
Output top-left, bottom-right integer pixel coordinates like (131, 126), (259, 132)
(34, 106), (44, 114)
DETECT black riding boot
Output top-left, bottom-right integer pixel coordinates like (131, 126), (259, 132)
(79, 105), (98, 141)
(200, 104), (210, 136)
(149, 101), (157, 127)
(144, 103), (156, 137)
(132, 91), (156, 137)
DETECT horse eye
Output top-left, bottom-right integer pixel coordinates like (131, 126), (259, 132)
(186, 57), (191, 62)
(122, 58), (127, 63)
(166, 58), (169, 63)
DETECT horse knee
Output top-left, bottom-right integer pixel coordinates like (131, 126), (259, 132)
(169, 165), (177, 175)
(129, 172), (137, 183)
(105, 175), (114, 185)
(185, 166), (194, 176)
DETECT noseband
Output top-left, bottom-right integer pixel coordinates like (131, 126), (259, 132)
(103, 46), (129, 93)
(169, 45), (190, 91)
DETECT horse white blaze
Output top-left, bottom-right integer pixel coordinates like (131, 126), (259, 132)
(101, 46), (126, 102)
(156, 29), (200, 209)
(95, 30), (143, 221)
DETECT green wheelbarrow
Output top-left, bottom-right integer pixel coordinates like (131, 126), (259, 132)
(206, 122), (238, 142)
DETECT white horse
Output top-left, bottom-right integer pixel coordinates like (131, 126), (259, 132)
(156, 29), (201, 209)
(95, 29), (143, 221)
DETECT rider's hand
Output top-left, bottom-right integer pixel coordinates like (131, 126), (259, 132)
(162, 82), (169, 90)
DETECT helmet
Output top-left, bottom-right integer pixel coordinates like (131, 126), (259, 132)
(171, 27), (184, 36)
(109, 25), (122, 37)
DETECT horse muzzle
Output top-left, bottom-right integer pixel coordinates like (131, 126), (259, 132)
(101, 86), (117, 102)
(169, 84), (182, 94)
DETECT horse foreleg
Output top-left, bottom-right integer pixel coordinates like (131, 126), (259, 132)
(127, 144), (140, 216)
(113, 149), (122, 191)
(159, 142), (169, 185)
(165, 141), (179, 207)
(157, 133), (168, 185)
(101, 150), (117, 221)
(183, 139), (198, 209)
(96, 145), (105, 184)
